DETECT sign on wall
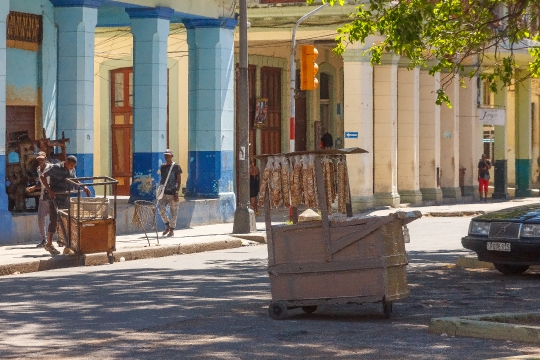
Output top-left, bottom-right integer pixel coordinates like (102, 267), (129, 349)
(478, 107), (506, 126)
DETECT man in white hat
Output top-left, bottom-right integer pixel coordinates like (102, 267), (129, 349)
(26, 151), (51, 247)
(158, 149), (182, 237)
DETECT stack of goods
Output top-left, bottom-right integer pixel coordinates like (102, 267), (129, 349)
(258, 153), (350, 213)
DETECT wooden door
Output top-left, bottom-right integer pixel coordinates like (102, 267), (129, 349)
(110, 68), (133, 195)
(260, 67), (281, 155)
(294, 70), (307, 151)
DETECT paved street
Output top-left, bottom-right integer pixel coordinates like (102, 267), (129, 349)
(2, 216), (540, 359)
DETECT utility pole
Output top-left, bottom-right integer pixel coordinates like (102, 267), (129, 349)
(233, 0), (252, 234)
(289, 3), (329, 152)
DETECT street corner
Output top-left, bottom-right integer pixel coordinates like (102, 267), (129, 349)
(429, 312), (540, 344)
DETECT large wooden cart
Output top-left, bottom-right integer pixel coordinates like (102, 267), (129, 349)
(257, 148), (421, 320)
(57, 176), (119, 263)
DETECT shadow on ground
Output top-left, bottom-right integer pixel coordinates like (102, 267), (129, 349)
(1, 249), (540, 359)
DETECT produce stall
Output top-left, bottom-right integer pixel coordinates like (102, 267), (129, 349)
(57, 176), (118, 263)
(255, 148), (421, 320)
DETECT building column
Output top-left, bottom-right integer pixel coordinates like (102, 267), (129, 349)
(397, 66), (421, 204)
(51, 0), (103, 178)
(374, 54), (400, 207)
(184, 18), (237, 206)
(492, 82), (509, 199)
(459, 76), (482, 198)
(342, 45), (375, 211)
(440, 76), (461, 198)
(126, 7), (172, 202)
(0, 2), (13, 236)
(419, 71), (443, 201)
(515, 73), (532, 197)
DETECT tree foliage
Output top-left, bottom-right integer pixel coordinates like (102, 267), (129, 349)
(308, 0), (540, 106)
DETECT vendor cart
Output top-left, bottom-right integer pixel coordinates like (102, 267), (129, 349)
(57, 176), (118, 263)
(256, 148), (421, 320)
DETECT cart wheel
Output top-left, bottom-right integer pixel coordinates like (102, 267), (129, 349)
(268, 302), (288, 320)
(107, 253), (115, 264)
(383, 301), (393, 319)
(301, 306), (318, 314)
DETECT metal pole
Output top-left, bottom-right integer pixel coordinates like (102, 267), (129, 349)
(233, 0), (252, 234)
(289, 3), (329, 152)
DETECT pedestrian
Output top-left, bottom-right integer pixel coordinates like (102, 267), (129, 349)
(320, 128), (333, 149)
(40, 155), (91, 254)
(478, 153), (492, 202)
(249, 159), (260, 216)
(26, 151), (51, 247)
(159, 149), (182, 237)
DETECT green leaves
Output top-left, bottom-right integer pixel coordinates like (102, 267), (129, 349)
(312, 0), (539, 104)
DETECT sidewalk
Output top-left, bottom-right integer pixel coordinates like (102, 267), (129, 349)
(1, 196), (538, 276)
(0, 222), (266, 276)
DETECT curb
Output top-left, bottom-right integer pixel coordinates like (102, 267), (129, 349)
(231, 232), (267, 243)
(0, 238), (243, 276)
(429, 312), (540, 344)
(456, 255), (540, 272)
(456, 255), (494, 269)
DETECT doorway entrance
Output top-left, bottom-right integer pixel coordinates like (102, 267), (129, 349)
(110, 68), (133, 196)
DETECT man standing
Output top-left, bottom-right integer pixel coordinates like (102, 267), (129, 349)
(26, 151), (51, 247)
(40, 155), (90, 254)
(159, 149), (182, 237)
(478, 153), (492, 202)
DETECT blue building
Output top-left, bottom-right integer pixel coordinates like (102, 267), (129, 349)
(1, 0), (238, 244)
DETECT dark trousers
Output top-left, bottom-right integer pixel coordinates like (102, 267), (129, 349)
(47, 195), (70, 235)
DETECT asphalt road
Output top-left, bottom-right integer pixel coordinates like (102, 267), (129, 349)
(2, 217), (540, 359)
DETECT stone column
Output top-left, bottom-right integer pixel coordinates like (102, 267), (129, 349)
(184, 18), (237, 218)
(419, 71), (443, 201)
(373, 54), (400, 207)
(439, 76), (461, 199)
(515, 73), (532, 197)
(397, 66), (421, 204)
(492, 82), (509, 199)
(126, 7), (173, 202)
(51, 0), (103, 178)
(342, 45), (375, 211)
(0, 2), (12, 236)
(459, 76), (482, 198)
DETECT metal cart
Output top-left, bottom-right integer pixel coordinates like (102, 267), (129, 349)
(57, 176), (118, 263)
(258, 148), (421, 320)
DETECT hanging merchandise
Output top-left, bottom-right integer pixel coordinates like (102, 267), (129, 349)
(337, 156), (350, 214)
(280, 156), (291, 207)
(322, 157), (335, 214)
(258, 157), (273, 207)
(291, 156), (303, 207)
(271, 156), (283, 209)
(306, 154), (318, 208)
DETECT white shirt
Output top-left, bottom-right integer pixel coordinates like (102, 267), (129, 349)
(37, 163), (52, 200)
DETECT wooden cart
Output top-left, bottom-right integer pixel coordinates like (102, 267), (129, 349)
(257, 149), (421, 320)
(57, 176), (118, 263)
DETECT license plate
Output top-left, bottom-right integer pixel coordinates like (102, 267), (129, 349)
(487, 242), (511, 252)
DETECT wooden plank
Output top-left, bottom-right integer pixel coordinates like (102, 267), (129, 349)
(330, 215), (396, 255)
(268, 257), (384, 275)
(314, 158), (332, 262)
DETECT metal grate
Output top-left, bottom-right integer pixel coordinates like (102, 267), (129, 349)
(488, 222), (521, 239)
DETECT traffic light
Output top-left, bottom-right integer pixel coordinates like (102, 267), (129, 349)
(300, 45), (319, 91)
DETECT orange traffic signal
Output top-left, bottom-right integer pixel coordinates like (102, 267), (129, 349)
(300, 45), (319, 91)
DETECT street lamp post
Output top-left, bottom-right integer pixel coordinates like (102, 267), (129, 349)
(289, 3), (329, 152)
(232, 0), (252, 234)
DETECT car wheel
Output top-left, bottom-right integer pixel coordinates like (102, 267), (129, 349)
(493, 263), (529, 275)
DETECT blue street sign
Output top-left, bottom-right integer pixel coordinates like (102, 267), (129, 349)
(345, 132), (358, 139)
